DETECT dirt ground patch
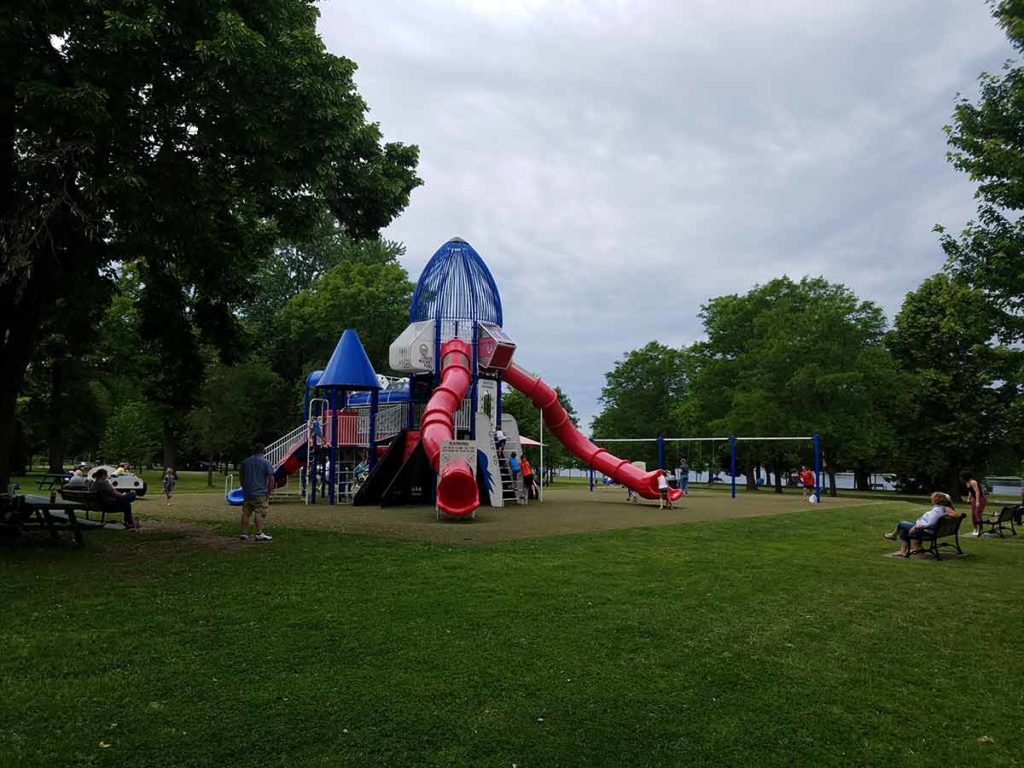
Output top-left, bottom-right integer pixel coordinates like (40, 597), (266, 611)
(135, 485), (880, 545)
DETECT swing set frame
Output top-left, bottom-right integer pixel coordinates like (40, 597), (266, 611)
(588, 434), (822, 500)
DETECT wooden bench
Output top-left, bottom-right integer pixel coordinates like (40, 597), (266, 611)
(981, 505), (1018, 538)
(58, 488), (123, 526)
(906, 514), (965, 560)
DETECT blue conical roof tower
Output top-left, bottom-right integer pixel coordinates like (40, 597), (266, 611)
(318, 329), (380, 389)
(410, 237), (503, 325)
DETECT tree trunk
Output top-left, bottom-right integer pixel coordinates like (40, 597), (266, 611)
(0, 382), (20, 490)
(0, 277), (50, 489)
(773, 454), (783, 493)
(207, 451), (214, 488)
(854, 460), (872, 491)
(46, 358), (69, 473)
(745, 460), (758, 490)
(823, 451), (838, 496)
(162, 420), (177, 470)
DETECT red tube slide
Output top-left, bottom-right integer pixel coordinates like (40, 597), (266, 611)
(421, 339), (479, 517)
(504, 363), (683, 502)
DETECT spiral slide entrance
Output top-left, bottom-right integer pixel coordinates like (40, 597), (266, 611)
(421, 339), (480, 517)
(503, 363), (683, 503)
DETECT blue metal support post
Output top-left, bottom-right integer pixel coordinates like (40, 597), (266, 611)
(812, 433), (821, 501)
(657, 436), (665, 469)
(729, 435), (737, 499)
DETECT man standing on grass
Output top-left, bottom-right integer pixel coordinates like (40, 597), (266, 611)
(240, 444), (275, 542)
(676, 457), (689, 496)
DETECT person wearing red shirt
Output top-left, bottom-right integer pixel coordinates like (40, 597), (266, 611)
(799, 466), (815, 500)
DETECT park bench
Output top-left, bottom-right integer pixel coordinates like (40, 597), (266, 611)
(906, 514), (965, 560)
(58, 488), (122, 526)
(981, 505), (1018, 538)
(35, 472), (66, 490)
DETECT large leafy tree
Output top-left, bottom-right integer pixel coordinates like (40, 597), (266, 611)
(887, 273), (1020, 493)
(245, 212), (407, 343)
(591, 342), (688, 468)
(188, 359), (291, 484)
(0, 1), (420, 487)
(680, 277), (899, 493)
(272, 258), (414, 386)
(940, 1), (1024, 340)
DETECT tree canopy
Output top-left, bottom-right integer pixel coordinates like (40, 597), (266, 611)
(591, 342), (687, 468)
(0, 0), (421, 486)
(887, 273), (1020, 493)
(940, 1), (1024, 341)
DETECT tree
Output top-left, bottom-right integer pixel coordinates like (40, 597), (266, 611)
(99, 400), (162, 468)
(273, 259), (414, 385)
(679, 277), (900, 494)
(188, 359), (291, 484)
(245, 212), (406, 342)
(940, 1), (1024, 341)
(591, 342), (687, 468)
(887, 273), (1019, 494)
(0, 1), (421, 487)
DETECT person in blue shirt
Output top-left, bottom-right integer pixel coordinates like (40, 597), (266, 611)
(508, 451), (523, 501)
(239, 444), (275, 542)
(676, 457), (689, 496)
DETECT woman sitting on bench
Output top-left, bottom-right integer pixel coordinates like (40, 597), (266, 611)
(92, 468), (140, 530)
(882, 492), (958, 556)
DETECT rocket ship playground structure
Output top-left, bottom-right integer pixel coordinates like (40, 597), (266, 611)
(227, 238), (682, 517)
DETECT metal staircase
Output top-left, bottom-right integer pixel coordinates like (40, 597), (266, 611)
(498, 456), (521, 505)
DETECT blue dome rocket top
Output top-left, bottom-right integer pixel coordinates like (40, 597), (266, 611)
(317, 329), (380, 389)
(410, 237), (503, 325)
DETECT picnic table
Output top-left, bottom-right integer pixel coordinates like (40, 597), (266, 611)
(0, 493), (91, 548)
(35, 472), (67, 490)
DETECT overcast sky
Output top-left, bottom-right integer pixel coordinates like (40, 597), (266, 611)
(318, 0), (1010, 429)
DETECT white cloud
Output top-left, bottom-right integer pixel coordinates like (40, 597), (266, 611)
(318, 0), (1009, 427)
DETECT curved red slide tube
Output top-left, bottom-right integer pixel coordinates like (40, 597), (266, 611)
(421, 339), (479, 517)
(504, 363), (683, 502)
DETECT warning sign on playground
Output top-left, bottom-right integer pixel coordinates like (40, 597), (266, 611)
(440, 439), (476, 469)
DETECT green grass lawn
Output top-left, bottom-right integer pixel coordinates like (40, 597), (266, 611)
(1, 502), (1022, 767)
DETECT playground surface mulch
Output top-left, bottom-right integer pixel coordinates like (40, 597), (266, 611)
(135, 484), (882, 544)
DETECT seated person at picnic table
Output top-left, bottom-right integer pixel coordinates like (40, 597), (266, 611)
(65, 468), (90, 489)
(92, 468), (140, 530)
(881, 492), (959, 556)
